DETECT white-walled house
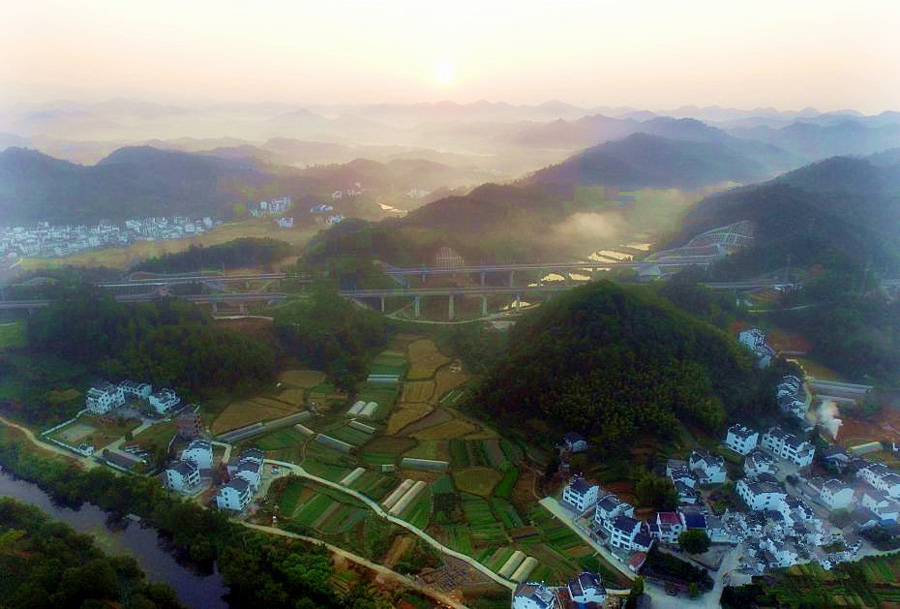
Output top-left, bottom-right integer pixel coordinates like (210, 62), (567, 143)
(216, 478), (253, 512)
(737, 478), (788, 511)
(689, 450), (727, 484)
(561, 476), (600, 513)
(181, 438), (213, 469)
(164, 460), (200, 492)
(119, 381), (152, 399)
(608, 515), (643, 551)
(561, 432), (588, 453)
(739, 329), (767, 349)
(725, 424), (759, 455)
(857, 464), (900, 499)
(86, 383), (125, 414)
(820, 479), (855, 511)
(594, 494), (634, 527)
(860, 488), (900, 523)
(651, 512), (684, 544)
(230, 448), (265, 492)
(513, 582), (559, 609)
(761, 426), (815, 467)
(148, 388), (181, 415)
(566, 572), (605, 605)
(744, 450), (775, 477)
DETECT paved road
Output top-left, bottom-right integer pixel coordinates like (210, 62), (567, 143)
(265, 458), (517, 590)
(538, 497), (634, 587)
(241, 522), (467, 609)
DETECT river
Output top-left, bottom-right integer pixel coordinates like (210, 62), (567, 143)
(0, 468), (228, 609)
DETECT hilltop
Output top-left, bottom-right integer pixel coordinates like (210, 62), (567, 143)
(676, 155), (900, 278)
(0, 146), (273, 223)
(470, 280), (758, 454)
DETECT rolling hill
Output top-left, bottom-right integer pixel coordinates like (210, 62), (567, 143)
(0, 146), (274, 223)
(527, 133), (771, 190)
(675, 155), (900, 277)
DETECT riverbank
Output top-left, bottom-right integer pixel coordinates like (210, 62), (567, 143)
(0, 417), (464, 609)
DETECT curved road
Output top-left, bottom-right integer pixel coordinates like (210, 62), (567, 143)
(241, 522), (467, 609)
(265, 458), (518, 591)
(0, 415), (99, 469)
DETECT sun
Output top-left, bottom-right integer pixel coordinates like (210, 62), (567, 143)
(434, 60), (456, 86)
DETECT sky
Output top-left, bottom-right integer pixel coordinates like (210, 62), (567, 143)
(1, 0), (899, 112)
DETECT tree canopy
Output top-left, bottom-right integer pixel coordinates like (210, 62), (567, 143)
(471, 281), (756, 454)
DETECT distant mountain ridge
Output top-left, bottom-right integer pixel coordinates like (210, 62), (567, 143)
(0, 146), (272, 223)
(527, 133), (771, 190)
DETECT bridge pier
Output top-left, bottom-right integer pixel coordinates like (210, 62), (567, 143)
(239, 303), (246, 314)
(413, 295), (420, 319)
(509, 270), (515, 286)
(514, 293), (521, 312)
(448, 294), (455, 321)
(480, 272), (486, 287)
(211, 302), (218, 314)
(380, 296), (385, 313)
(481, 295), (487, 317)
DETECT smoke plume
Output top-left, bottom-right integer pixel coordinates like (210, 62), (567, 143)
(816, 399), (843, 439)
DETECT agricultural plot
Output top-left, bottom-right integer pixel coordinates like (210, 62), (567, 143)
(399, 486), (432, 530)
(355, 384), (400, 420)
(211, 396), (298, 434)
(412, 418), (478, 441)
(403, 440), (449, 461)
(492, 499), (524, 529)
(327, 424), (374, 447)
(438, 524), (474, 555)
(133, 419), (177, 450)
(253, 427), (308, 451)
(0, 322), (25, 350)
(453, 467), (502, 497)
(279, 369), (326, 388)
(402, 381), (435, 403)
(433, 368), (468, 399)
(368, 353), (408, 378)
(386, 403), (433, 435)
(406, 339), (450, 380)
(350, 470), (399, 501)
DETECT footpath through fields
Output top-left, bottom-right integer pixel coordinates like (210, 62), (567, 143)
(266, 458), (519, 591)
(241, 522), (468, 609)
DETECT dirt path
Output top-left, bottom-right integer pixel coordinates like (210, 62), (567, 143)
(265, 458), (517, 590)
(242, 522), (468, 608)
(0, 415), (98, 468)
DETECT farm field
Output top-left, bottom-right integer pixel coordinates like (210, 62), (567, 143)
(0, 321), (25, 349)
(453, 467), (503, 497)
(407, 339), (450, 380)
(133, 419), (178, 450)
(211, 396), (302, 434)
(387, 403), (433, 435)
(758, 554), (900, 606)
(279, 369), (327, 388)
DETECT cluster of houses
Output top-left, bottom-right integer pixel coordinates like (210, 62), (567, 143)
(0, 216), (221, 259)
(331, 183), (364, 200)
(86, 380), (182, 417)
(308, 202), (344, 227)
(216, 448), (265, 512)
(738, 328), (775, 369)
(248, 197), (292, 218)
(513, 571), (606, 609)
(553, 417), (876, 580)
(164, 437), (213, 493)
(777, 374), (811, 424)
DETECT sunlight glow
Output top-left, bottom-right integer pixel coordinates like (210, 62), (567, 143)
(434, 61), (456, 86)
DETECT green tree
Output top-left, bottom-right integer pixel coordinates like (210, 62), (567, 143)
(678, 529), (711, 555)
(625, 576), (645, 609)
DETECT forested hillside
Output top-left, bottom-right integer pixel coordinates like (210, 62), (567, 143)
(0, 498), (184, 608)
(274, 286), (388, 391)
(471, 281), (757, 452)
(26, 294), (277, 398)
(681, 156), (900, 280)
(132, 237), (294, 273)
